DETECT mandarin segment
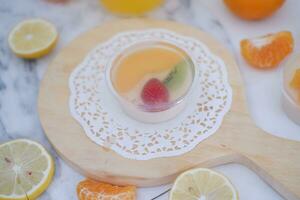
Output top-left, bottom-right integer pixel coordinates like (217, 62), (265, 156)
(77, 179), (136, 200)
(240, 31), (293, 69)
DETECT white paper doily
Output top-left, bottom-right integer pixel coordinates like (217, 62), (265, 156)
(69, 29), (232, 160)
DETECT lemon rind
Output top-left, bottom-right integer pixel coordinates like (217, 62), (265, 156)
(169, 168), (238, 200)
(8, 19), (58, 58)
(0, 139), (55, 200)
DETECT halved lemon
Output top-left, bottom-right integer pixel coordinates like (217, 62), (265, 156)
(8, 19), (58, 59)
(169, 168), (238, 200)
(0, 139), (55, 200)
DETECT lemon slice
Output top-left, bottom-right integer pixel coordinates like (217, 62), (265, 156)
(0, 139), (55, 200)
(8, 19), (58, 59)
(170, 168), (238, 200)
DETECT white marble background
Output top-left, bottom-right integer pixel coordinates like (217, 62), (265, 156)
(0, 0), (299, 199)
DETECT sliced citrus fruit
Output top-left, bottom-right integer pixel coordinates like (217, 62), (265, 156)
(77, 179), (136, 200)
(8, 19), (58, 59)
(0, 139), (54, 200)
(169, 168), (238, 200)
(240, 31), (294, 69)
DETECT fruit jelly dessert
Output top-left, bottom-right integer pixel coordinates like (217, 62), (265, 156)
(111, 42), (194, 111)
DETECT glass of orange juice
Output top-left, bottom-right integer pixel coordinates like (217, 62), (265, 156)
(100, 0), (164, 16)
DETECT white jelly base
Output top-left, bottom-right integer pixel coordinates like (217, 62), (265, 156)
(119, 98), (187, 123)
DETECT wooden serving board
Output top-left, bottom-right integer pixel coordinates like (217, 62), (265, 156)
(38, 19), (300, 200)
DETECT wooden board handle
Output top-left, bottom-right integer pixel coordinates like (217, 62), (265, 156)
(236, 129), (300, 200)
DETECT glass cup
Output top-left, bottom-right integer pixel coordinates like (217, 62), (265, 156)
(106, 41), (196, 123)
(45, 0), (70, 3)
(100, 0), (163, 16)
(282, 53), (300, 125)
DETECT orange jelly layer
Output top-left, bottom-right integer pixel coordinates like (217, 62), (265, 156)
(290, 69), (300, 89)
(112, 45), (185, 93)
(290, 68), (300, 102)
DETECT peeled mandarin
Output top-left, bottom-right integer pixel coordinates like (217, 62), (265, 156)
(77, 179), (136, 200)
(240, 31), (294, 69)
(113, 46), (183, 93)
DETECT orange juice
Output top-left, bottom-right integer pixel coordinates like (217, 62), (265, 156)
(100, 0), (163, 15)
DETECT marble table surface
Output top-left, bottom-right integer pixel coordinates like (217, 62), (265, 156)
(1, 0), (299, 199)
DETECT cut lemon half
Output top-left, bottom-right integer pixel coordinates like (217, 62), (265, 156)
(0, 139), (55, 200)
(170, 168), (238, 200)
(8, 19), (58, 59)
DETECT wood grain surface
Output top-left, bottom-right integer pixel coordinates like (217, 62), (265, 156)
(38, 19), (300, 200)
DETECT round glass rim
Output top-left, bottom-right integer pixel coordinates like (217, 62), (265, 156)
(105, 40), (198, 113)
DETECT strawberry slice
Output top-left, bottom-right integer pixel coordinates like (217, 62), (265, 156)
(141, 78), (169, 106)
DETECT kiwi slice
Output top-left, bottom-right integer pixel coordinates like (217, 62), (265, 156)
(163, 59), (191, 91)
